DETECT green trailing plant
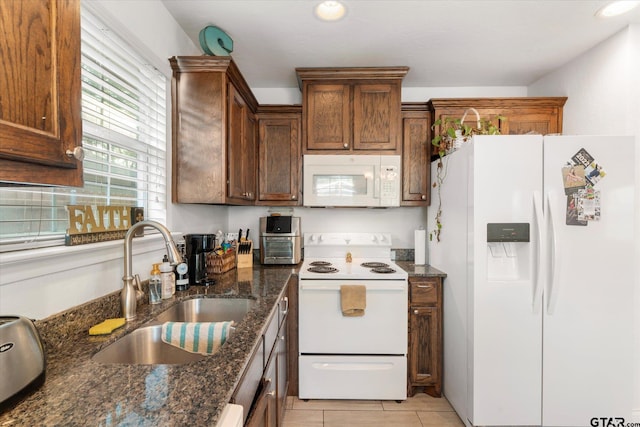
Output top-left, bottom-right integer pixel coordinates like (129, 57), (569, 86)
(429, 110), (505, 242)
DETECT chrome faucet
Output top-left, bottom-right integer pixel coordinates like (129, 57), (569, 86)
(121, 220), (182, 321)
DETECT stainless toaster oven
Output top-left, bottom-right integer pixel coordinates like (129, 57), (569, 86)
(260, 216), (301, 265)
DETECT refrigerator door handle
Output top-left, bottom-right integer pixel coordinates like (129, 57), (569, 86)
(546, 191), (561, 315)
(532, 191), (544, 313)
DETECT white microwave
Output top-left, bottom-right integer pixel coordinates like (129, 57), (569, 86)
(303, 155), (401, 207)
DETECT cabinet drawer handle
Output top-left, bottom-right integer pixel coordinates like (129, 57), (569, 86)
(417, 284), (432, 289)
(281, 296), (289, 315)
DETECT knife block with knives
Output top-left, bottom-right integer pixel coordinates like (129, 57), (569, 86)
(236, 239), (253, 269)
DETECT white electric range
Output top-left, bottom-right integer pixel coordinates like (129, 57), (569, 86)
(298, 233), (408, 401)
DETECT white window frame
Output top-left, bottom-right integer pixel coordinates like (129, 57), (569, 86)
(0, 5), (169, 253)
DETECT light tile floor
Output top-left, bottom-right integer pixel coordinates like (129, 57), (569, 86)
(283, 393), (464, 427)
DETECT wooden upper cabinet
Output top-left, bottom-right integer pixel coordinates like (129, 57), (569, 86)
(296, 67), (408, 154)
(353, 83), (401, 151)
(428, 97), (567, 159)
(0, 0), (83, 186)
(257, 106), (301, 205)
(170, 56), (258, 205)
(305, 84), (350, 150)
(227, 83), (256, 204)
(401, 104), (431, 206)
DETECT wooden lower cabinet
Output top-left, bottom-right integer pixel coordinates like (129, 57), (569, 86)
(275, 321), (288, 424)
(407, 277), (443, 397)
(286, 276), (299, 398)
(246, 355), (277, 427)
(233, 284), (290, 426)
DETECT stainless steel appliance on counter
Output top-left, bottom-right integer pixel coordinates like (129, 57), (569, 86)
(0, 316), (46, 404)
(298, 232), (408, 400)
(259, 216), (301, 265)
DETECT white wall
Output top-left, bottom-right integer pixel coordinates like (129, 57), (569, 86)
(227, 205), (426, 251)
(528, 24), (640, 422)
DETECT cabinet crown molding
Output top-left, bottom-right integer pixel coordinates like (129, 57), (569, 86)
(170, 56), (258, 112)
(427, 97), (567, 109)
(295, 66), (409, 90)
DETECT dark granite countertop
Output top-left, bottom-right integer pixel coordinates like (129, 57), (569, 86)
(396, 261), (447, 278)
(0, 265), (296, 426)
(0, 261), (445, 426)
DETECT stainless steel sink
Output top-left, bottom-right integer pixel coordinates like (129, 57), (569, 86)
(92, 325), (205, 364)
(93, 298), (255, 364)
(154, 297), (256, 324)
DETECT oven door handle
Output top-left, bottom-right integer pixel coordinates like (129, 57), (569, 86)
(299, 284), (406, 292)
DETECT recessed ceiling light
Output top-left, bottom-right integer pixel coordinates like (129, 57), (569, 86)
(314, 1), (347, 21)
(595, 1), (640, 17)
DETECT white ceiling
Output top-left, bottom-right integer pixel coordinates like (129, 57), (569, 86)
(161, 0), (640, 89)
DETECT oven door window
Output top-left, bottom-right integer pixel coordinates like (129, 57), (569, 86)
(313, 174), (368, 197)
(264, 238), (293, 258)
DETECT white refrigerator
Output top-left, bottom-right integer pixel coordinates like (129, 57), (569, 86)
(428, 135), (636, 427)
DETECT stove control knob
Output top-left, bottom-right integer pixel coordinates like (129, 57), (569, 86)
(318, 234), (324, 242)
(372, 235), (378, 242)
(309, 234), (316, 242)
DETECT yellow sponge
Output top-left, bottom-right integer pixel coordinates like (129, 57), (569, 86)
(89, 318), (126, 335)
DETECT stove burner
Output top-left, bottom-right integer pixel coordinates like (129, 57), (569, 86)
(371, 267), (396, 274)
(310, 261), (332, 267)
(307, 266), (338, 274)
(360, 262), (389, 268)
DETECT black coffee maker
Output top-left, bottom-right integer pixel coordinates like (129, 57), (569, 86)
(185, 234), (216, 285)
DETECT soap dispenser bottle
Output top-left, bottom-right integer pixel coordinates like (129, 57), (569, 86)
(149, 263), (162, 304)
(160, 261), (175, 299)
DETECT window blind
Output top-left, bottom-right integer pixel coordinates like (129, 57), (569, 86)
(0, 7), (167, 252)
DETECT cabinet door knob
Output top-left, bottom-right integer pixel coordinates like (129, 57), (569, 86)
(414, 309), (419, 314)
(66, 146), (85, 161)
(343, 143), (349, 149)
(291, 195), (297, 200)
(421, 194), (427, 200)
